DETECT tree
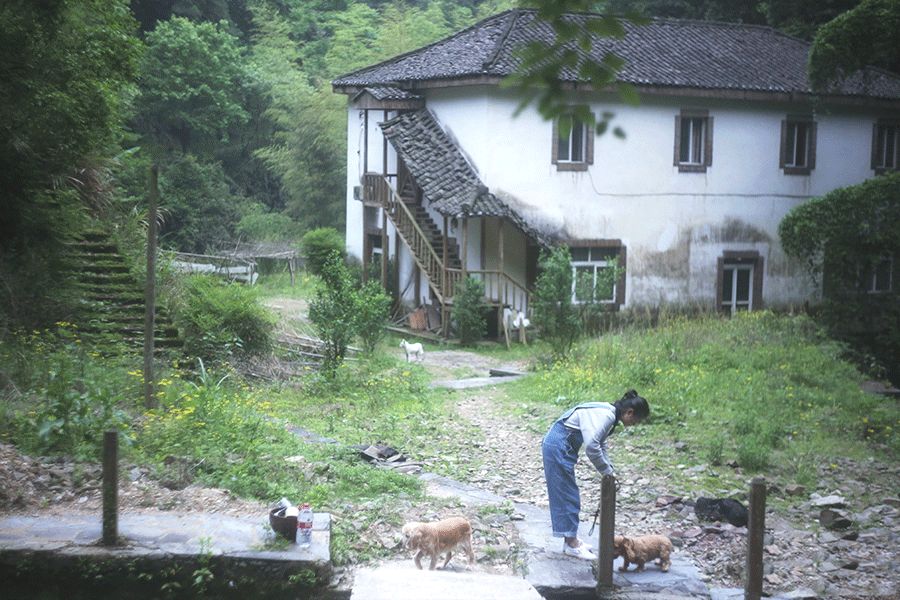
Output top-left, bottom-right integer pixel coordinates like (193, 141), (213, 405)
(309, 252), (360, 376)
(531, 246), (582, 359)
(779, 172), (900, 381)
(135, 16), (248, 153)
(808, 0), (900, 92)
(0, 0), (140, 329)
(453, 277), (488, 345)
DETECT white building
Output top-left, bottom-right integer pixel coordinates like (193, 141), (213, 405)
(332, 9), (900, 331)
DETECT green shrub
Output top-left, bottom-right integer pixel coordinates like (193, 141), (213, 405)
(355, 281), (391, 353)
(704, 435), (725, 466)
(453, 277), (487, 345)
(736, 435), (771, 471)
(172, 275), (274, 363)
(309, 253), (358, 375)
(531, 246), (581, 358)
(301, 228), (345, 276)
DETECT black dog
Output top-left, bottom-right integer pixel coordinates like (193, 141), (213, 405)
(694, 497), (748, 527)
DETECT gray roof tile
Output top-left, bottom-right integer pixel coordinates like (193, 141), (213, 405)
(334, 9), (900, 100)
(380, 110), (552, 245)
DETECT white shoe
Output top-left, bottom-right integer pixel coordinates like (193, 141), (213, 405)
(562, 541), (596, 560)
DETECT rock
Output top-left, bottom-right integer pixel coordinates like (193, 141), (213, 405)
(764, 544), (781, 555)
(840, 559), (859, 570)
(782, 588), (819, 599)
(818, 531), (840, 543)
(883, 497), (900, 508)
(765, 573), (782, 585)
(655, 494), (681, 507)
(785, 484), (806, 496)
(819, 508), (853, 530)
(819, 560), (839, 573)
(811, 494), (846, 508)
(840, 530), (859, 541)
(682, 526), (703, 538)
(673, 441), (688, 451)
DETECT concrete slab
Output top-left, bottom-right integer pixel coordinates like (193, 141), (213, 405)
(512, 503), (709, 599)
(350, 561), (542, 600)
(431, 376), (523, 390)
(419, 473), (507, 507)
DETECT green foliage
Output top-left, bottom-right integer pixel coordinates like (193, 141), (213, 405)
(171, 275), (275, 363)
(309, 253), (359, 375)
(355, 282), (392, 353)
(531, 246), (581, 359)
(510, 312), (900, 466)
(236, 205), (303, 242)
(808, 0), (900, 91)
(779, 172), (900, 379)
(155, 155), (248, 253)
(301, 228), (346, 276)
(0, 324), (138, 458)
(136, 16), (248, 152)
(453, 277), (488, 345)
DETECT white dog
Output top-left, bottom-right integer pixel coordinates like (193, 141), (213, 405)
(399, 339), (425, 362)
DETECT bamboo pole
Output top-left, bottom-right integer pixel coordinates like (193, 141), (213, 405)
(143, 165), (158, 409)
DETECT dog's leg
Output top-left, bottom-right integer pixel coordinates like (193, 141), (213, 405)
(464, 536), (475, 567)
(428, 550), (439, 570)
(619, 558), (630, 572)
(660, 549), (671, 572)
(635, 558), (646, 572)
(414, 550), (425, 570)
(440, 551), (453, 569)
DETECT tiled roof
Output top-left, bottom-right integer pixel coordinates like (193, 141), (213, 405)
(354, 87), (422, 101)
(380, 110), (553, 245)
(334, 9), (900, 101)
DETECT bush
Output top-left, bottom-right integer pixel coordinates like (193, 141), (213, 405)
(355, 281), (391, 353)
(531, 246), (581, 358)
(453, 277), (487, 345)
(309, 252), (358, 375)
(301, 228), (345, 276)
(172, 275), (274, 363)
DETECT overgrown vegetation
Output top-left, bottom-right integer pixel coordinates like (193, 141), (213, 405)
(452, 277), (488, 345)
(509, 311), (899, 489)
(531, 246), (582, 359)
(300, 227), (346, 277)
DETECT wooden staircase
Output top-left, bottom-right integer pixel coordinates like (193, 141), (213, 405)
(66, 231), (181, 352)
(362, 173), (530, 317)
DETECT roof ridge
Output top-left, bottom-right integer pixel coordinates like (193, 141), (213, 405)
(482, 9), (522, 72)
(333, 9), (516, 84)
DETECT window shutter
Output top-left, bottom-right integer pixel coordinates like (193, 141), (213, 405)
(705, 116), (714, 167)
(551, 118), (559, 165)
(673, 115), (682, 166)
(808, 122), (817, 171)
(779, 120), (787, 169)
(871, 122), (879, 170)
(587, 113), (595, 165)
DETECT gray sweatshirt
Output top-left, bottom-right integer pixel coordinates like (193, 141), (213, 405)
(563, 402), (618, 476)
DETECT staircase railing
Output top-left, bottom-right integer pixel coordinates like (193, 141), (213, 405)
(363, 173), (446, 302)
(446, 268), (529, 316)
(362, 173), (531, 316)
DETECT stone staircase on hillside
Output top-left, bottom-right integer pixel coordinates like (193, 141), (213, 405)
(66, 231), (181, 351)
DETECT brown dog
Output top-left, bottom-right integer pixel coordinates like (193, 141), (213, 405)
(613, 534), (673, 572)
(401, 516), (475, 570)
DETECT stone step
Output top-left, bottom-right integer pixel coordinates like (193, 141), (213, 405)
(350, 562), (542, 600)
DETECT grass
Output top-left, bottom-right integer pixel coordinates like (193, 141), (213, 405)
(254, 270), (318, 299)
(3, 308), (897, 566)
(503, 311), (899, 499)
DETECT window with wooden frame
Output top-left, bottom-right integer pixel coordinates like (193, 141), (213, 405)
(568, 242), (625, 306)
(780, 116), (817, 175)
(717, 251), (763, 315)
(674, 109), (713, 172)
(871, 119), (899, 173)
(857, 255), (894, 293)
(552, 113), (594, 171)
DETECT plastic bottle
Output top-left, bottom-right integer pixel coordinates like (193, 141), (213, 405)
(297, 503), (313, 546)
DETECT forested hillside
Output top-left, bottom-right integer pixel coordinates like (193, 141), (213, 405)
(0, 0), (875, 333)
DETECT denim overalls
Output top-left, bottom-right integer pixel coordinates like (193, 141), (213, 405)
(541, 402), (613, 538)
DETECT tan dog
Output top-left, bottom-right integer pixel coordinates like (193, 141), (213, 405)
(613, 534), (673, 572)
(401, 516), (475, 570)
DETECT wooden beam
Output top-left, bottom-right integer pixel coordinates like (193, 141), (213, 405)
(461, 217), (468, 280)
(381, 209), (388, 289)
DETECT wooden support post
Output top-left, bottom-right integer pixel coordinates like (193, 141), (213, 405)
(143, 165), (158, 409)
(519, 321), (528, 345)
(745, 477), (767, 600)
(102, 431), (118, 546)
(381, 209), (388, 289)
(289, 257), (296, 286)
(461, 217), (468, 280)
(597, 474), (616, 591)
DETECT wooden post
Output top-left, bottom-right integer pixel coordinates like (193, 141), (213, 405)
(289, 256), (296, 287)
(381, 209), (388, 289)
(102, 431), (118, 546)
(143, 165), (158, 409)
(442, 216), (449, 338)
(745, 477), (767, 600)
(461, 217), (468, 280)
(597, 474), (616, 590)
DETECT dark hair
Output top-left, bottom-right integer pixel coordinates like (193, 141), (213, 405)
(615, 389), (650, 421)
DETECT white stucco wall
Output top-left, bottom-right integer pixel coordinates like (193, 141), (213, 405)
(345, 87), (889, 310)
